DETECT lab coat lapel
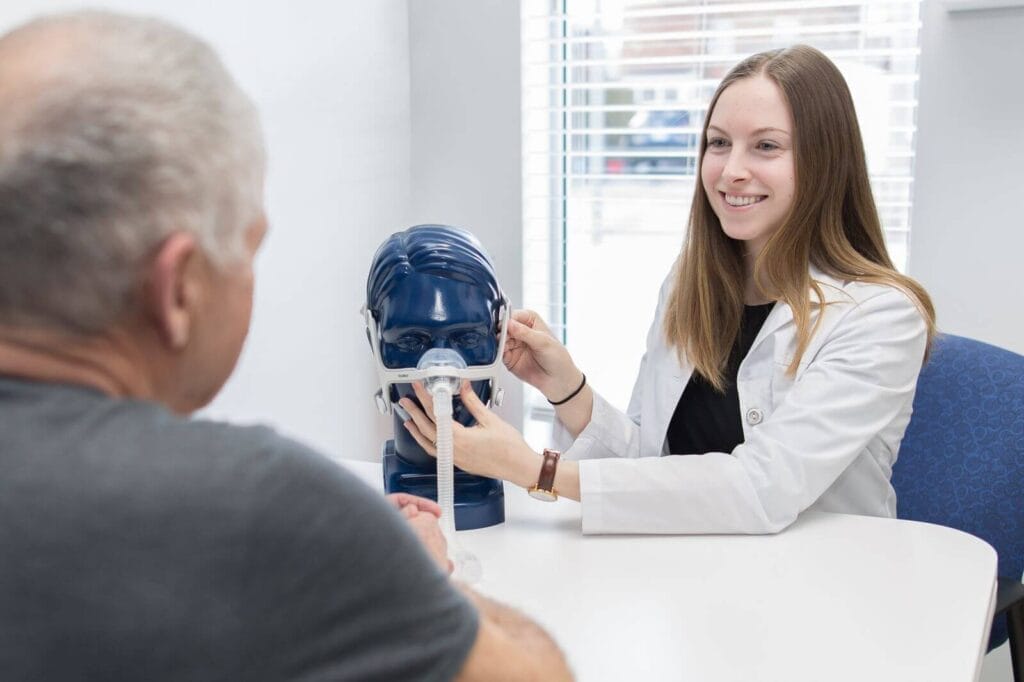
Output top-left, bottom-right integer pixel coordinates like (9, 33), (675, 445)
(745, 266), (848, 361)
(654, 342), (693, 456)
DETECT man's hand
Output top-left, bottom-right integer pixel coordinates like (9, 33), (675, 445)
(385, 493), (453, 574)
(385, 492), (442, 518)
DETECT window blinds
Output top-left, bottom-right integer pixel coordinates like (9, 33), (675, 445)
(520, 0), (922, 414)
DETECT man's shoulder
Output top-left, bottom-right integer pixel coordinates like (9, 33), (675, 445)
(87, 397), (314, 469)
(158, 410), (319, 466)
(0, 380), (374, 521)
(132, 409), (374, 513)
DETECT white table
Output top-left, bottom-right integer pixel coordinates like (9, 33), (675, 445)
(340, 460), (997, 682)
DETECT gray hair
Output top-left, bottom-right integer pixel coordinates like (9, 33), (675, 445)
(0, 10), (265, 335)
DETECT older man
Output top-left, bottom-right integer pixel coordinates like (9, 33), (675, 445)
(0, 11), (570, 682)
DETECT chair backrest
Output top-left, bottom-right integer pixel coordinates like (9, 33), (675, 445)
(893, 334), (1024, 649)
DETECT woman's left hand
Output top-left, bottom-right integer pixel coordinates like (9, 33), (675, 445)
(400, 381), (542, 490)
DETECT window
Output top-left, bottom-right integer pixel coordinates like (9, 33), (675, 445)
(520, 0), (923, 441)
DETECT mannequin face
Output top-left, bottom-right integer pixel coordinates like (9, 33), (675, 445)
(377, 272), (497, 426)
(378, 273), (499, 370)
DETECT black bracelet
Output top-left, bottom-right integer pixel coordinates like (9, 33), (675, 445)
(548, 373), (587, 406)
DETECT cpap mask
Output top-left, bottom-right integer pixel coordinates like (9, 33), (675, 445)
(362, 300), (509, 417)
(363, 301), (509, 584)
(414, 347), (483, 582)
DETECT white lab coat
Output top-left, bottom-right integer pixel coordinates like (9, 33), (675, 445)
(559, 266), (929, 535)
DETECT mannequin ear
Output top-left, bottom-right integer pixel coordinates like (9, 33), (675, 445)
(145, 232), (200, 350)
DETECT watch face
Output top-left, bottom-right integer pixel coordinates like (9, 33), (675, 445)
(528, 487), (558, 502)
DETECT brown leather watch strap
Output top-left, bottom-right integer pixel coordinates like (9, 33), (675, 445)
(536, 448), (561, 493)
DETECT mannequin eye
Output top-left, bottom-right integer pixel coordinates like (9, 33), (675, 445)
(452, 331), (482, 349)
(394, 333), (429, 353)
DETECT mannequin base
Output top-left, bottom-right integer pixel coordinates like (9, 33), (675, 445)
(381, 440), (505, 530)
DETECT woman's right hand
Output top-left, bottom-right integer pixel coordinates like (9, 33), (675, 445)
(502, 309), (583, 403)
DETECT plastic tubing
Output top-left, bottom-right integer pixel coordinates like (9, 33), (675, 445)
(427, 378), (482, 583)
(431, 382), (458, 541)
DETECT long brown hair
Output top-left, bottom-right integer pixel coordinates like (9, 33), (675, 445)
(663, 45), (935, 391)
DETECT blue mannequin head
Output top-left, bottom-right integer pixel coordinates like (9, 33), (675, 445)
(366, 224), (505, 466)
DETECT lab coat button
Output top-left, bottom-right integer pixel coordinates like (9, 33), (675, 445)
(746, 408), (764, 425)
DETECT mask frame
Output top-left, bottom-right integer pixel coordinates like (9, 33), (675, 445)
(362, 300), (510, 416)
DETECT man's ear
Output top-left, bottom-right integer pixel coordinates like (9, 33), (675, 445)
(145, 232), (201, 350)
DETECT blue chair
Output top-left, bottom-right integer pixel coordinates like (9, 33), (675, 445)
(893, 334), (1024, 681)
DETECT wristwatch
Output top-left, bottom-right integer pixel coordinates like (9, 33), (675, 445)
(528, 448), (561, 502)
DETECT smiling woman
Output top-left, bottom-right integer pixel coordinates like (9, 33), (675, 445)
(407, 44), (941, 537)
(665, 44), (936, 392)
(701, 76), (796, 282)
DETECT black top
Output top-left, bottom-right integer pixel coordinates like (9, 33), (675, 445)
(666, 303), (775, 455)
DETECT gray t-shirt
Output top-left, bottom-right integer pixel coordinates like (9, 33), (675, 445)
(0, 376), (478, 681)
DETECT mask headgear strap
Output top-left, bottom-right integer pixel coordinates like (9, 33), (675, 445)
(361, 300), (509, 416)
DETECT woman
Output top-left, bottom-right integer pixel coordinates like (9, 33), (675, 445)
(402, 45), (936, 535)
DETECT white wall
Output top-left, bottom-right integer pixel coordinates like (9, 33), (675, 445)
(910, 2), (1024, 355)
(202, 1), (412, 462)
(907, 6), (1024, 680)
(0, 1), (412, 461)
(407, 0), (525, 430)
